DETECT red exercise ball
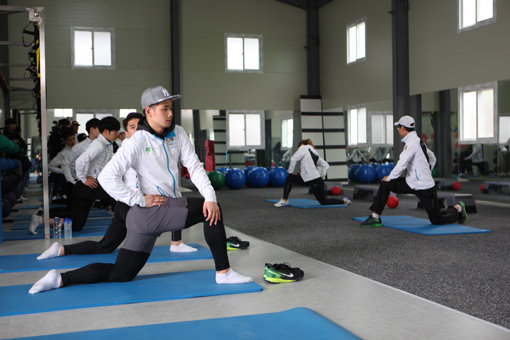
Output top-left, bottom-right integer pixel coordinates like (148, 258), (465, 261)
(331, 186), (342, 195)
(452, 181), (461, 191)
(387, 196), (399, 209)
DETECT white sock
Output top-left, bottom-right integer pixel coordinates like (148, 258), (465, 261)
(216, 269), (253, 284)
(28, 269), (62, 294)
(455, 204), (461, 212)
(28, 214), (42, 234)
(372, 212), (380, 219)
(169, 242), (198, 253)
(37, 242), (62, 260)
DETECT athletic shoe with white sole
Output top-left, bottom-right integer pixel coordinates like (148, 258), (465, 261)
(457, 201), (468, 224)
(274, 199), (289, 207)
(264, 263), (304, 283)
(226, 236), (250, 250)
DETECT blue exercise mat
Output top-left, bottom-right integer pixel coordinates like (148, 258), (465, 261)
(18, 204), (66, 210)
(0, 269), (263, 317)
(352, 215), (491, 235)
(265, 198), (348, 208)
(2, 226), (109, 241)
(14, 210), (112, 221)
(0, 244), (212, 273)
(16, 307), (360, 340)
(12, 218), (112, 230)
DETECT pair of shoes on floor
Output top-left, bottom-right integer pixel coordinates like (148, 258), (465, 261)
(274, 199), (289, 207)
(226, 236), (250, 251)
(264, 263), (304, 283)
(457, 201), (468, 224)
(359, 215), (382, 228)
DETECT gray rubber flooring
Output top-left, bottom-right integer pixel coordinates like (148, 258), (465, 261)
(211, 180), (510, 329)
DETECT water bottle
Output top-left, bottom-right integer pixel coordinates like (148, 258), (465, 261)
(64, 218), (72, 240)
(53, 217), (61, 239)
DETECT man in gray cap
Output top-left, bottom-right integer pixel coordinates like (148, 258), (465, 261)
(29, 86), (252, 294)
(360, 115), (468, 228)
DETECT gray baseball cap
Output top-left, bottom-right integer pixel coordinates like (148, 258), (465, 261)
(141, 86), (181, 110)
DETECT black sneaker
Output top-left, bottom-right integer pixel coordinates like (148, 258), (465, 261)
(457, 201), (468, 224)
(264, 263), (304, 283)
(360, 215), (383, 228)
(226, 236), (250, 251)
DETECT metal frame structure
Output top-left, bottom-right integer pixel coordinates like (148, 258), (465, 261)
(0, 6), (49, 238)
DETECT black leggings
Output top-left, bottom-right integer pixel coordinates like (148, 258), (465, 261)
(61, 197), (229, 286)
(283, 174), (344, 205)
(71, 181), (116, 232)
(369, 177), (459, 225)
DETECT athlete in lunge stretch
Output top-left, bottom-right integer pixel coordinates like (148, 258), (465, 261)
(36, 112), (197, 260)
(29, 86), (252, 294)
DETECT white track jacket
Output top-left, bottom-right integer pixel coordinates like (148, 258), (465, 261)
(75, 134), (114, 182)
(62, 137), (93, 183)
(387, 131), (436, 190)
(288, 144), (329, 182)
(98, 124), (215, 207)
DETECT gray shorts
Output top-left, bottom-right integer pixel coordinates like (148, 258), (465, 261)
(122, 197), (188, 253)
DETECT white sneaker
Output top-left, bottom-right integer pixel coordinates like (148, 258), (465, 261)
(20, 195), (28, 201)
(343, 197), (352, 205)
(274, 199), (289, 207)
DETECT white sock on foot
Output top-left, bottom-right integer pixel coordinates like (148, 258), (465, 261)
(28, 214), (42, 235)
(169, 242), (198, 253)
(28, 269), (62, 294)
(372, 212), (380, 219)
(455, 204), (461, 212)
(37, 242), (62, 260)
(216, 269), (253, 284)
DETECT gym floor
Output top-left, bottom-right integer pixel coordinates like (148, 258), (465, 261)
(1, 178), (509, 339)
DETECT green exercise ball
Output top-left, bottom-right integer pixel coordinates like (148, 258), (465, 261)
(208, 170), (225, 190)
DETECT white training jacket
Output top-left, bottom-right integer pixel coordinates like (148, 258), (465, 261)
(48, 146), (73, 175)
(75, 134), (114, 182)
(62, 137), (93, 183)
(98, 124), (215, 207)
(387, 131), (437, 190)
(288, 144), (329, 182)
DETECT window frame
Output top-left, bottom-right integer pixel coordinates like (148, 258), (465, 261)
(225, 33), (263, 73)
(347, 105), (368, 147)
(458, 0), (496, 32)
(346, 17), (367, 65)
(71, 26), (115, 70)
(226, 110), (265, 150)
(458, 82), (498, 144)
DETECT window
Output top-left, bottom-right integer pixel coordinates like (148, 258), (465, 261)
(281, 118), (293, 149)
(119, 109), (136, 118)
(459, 0), (495, 31)
(75, 112), (113, 134)
(459, 82), (497, 143)
(226, 34), (262, 72)
(499, 116), (510, 145)
(348, 106), (367, 145)
(227, 111), (265, 149)
(53, 108), (73, 118)
(346, 19), (366, 64)
(370, 113), (393, 146)
(72, 27), (114, 68)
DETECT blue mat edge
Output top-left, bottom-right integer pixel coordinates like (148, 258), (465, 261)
(352, 216), (491, 235)
(0, 244), (213, 273)
(14, 307), (361, 340)
(0, 269), (263, 317)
